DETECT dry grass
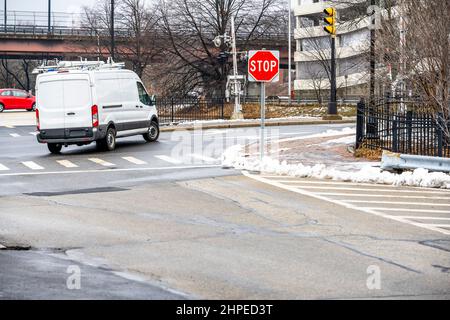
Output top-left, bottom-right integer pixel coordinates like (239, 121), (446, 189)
(354, 146), (383, 160)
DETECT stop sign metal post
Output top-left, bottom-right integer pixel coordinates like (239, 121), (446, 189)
(248, 50), (280, 162)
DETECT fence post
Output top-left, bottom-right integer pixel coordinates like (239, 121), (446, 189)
(392, 117), (398, 153)
(406, 110), (413, 154)
(171, 98), (174, 123)
(356, 98), (365, 149)
(437, 112), (443, 157)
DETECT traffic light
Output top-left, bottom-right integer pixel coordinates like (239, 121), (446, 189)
(217, 51), (229, 65)
(323, 7), (336, 36)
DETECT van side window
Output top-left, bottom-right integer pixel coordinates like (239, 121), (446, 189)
(136, 82), (151, 106)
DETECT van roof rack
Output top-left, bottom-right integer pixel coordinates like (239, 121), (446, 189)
(32, 57), (125, 74)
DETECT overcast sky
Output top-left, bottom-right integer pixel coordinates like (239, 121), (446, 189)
(2, 0), (100, 14)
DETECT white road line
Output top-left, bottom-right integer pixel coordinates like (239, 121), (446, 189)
(0, 163), (10, 171)
(365, 208), (450, 214)
(315, 192), (450, 200)
(155, 155), (182, 165)
(263, 178), (450, 192)
(29, 132), (39, 136)
(4, 125), (15, 128)
(417, 224), (450, 229)
(190, 154), (218, 163)
(22, 161), (44, 170)
(9, 133), (20, 138)
(342, 200), (450, 207)
(0, 164), (220, 177)
(88, 158), (115, 167)
(57, 160), (79, 168)
(122, 156), (147, 165)
(288, 185), (450, 194)
(243, 171), (450, 236)
(391, 216), (450, 221)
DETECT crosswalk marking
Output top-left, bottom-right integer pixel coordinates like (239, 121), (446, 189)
(244, 173), (450, 236)
(286, 185), (450, 194)
(155, 155), (182, 165)
(88, 158), (115, 167)
(0, 163), (9, 171)
(22, 161), (44, 170)
(315, 192), (450, 200)
(190, 154), (218, 163)
(9, 133), (20, 138)
(57, 160), (79, 168)
(342, 200), (450, 207)
(392, 216), (450, 221)
(366, 208), (450, 214)
(122, 156), (147, 165)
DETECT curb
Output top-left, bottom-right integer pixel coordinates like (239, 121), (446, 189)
(161, 118), (356, 132)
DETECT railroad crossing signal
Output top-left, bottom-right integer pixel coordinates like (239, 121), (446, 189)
(323, 7), (336, 36)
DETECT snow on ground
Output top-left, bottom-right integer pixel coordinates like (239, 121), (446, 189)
(222, 128), (450, 189)
(321, 135), (356, 146)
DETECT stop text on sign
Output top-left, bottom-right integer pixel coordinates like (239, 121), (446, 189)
(249, 60), (278, 73)
(248, 50), (280, 83)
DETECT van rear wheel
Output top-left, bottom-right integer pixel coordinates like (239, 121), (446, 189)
(48, 143), (62, 154)
(97, 127), (116, 151)
(143, 121), (159, 142)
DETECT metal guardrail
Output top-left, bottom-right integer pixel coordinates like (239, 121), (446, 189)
(381, 151), (450, 172)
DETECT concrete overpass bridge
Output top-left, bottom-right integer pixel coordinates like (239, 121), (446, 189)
(0, 26), (294, 69)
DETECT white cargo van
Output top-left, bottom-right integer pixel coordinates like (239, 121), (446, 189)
(35, 61), (159, 154)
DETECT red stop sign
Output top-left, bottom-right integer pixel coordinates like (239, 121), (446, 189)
(248, 50), (280, 82)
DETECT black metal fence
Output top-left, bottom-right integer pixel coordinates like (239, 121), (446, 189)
(356, 97), (450, 158)
(156, 97), (226, 124)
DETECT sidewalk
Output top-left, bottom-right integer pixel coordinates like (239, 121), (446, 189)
(0, 111), (355, 129)
(223, 128), (450, 189)
(161, 117), (355, 132)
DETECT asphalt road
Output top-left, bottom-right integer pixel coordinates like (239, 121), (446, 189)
(0, 116), (449, 300)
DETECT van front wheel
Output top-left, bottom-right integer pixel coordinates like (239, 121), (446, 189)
(143, 121), (159, 142)
(48, 143), (62, 154)
(97, 127), (116, 151)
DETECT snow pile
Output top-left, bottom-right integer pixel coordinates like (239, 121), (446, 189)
(222, 131), (450, 189)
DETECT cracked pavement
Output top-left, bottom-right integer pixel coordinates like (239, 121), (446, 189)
(1, 175), (449, 299)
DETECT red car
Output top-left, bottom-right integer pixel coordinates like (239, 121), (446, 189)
(0, 89), (36, 112)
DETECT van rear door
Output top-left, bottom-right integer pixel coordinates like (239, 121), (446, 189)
(37, 79), (65, 130)
(62, 76), (93, 129)
(37, 74), (92, 131)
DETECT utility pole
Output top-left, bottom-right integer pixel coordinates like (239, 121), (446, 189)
(110, 0), (115, 60)
(4, 0), (6, 33)
(230, 16), (243, 119)
(48, 0), (51, 33)
(288, 0), (292, 104)
(369, 0), (376, 108)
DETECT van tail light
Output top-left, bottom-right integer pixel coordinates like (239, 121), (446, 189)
(91, 105), (99, 128)
(36, 108), (40, 131)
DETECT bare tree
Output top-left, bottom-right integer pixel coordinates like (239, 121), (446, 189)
(154, 0), (285, 96)
(81, 0), (162, 78)
(0, 59), (39, 92)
